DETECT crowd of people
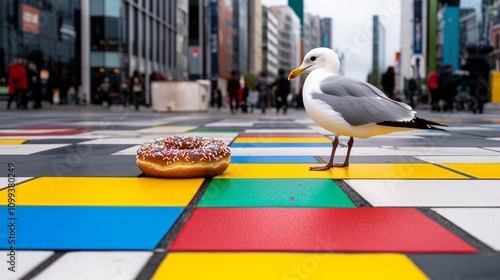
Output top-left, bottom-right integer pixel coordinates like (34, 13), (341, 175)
(5, 53), (492, 114)
(426, 52), (490, 114)
(217, 68), (294, 115)
(97, 70), (146, 110)
(378, 50), (491, 115)
(2, 57), (86, 110)
(3, 58), (48, 110)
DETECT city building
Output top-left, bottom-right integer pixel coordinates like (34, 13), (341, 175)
(320, 18), (333, 49)
(233, 0), (248, 76)
(490, 0), (500, 70)
(262, 6), (279, 77)
(399, 0), (428, 93)
(437, 0), (460, 70)
(288, 0), (304, 54)
(428, 0), (439, 73)
(459, 0), (494, 62)
(0, 0), (188, 105)
(0, 0), (82, 103)
(303, 13), (321, 54)
(399, 0), (413, 91)
(187, 0), (206, 80)
(368, 15), (385, 88)
(270, 5), (300, 93)
(84, 0), (188, 105)
(210, 0), (235, 93)
(248, 0), (263, 75)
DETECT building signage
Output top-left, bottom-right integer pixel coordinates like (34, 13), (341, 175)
(413, 0), (423, 54)
(210, 0), (219, 75)
(59, 21), (76, 41)
(22, 4), (40, 35)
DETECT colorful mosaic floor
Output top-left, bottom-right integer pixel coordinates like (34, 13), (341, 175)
(1, 109), (500, 279)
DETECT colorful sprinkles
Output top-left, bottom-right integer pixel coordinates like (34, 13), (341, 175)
(137, 136), (231, 165)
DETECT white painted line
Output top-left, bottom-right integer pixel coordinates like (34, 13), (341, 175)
(0, 145), (70, 155)
(0, 177), (33, 191)
(79, 139), (146, 145)
(72, 120), (168, 127)
(416, 155), (500, 163)
(0, 129), (73, 133)
(394, 147), (498, 156)
(204, 121), (255, 127)
(346, 180), (500, 207)
(446, 126), (493, 131)
(432, 208), (500, 251)
(32, 251), (153, 280)
(0, 251), (53, 280)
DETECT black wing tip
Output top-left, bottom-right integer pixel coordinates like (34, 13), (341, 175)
(377, 117), (449, 132)
(415, 116), (448, 127)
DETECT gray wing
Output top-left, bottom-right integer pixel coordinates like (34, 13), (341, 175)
(313, 75), (415, 126)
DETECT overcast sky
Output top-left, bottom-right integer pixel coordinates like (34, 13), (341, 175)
(262, 0), (402, 81)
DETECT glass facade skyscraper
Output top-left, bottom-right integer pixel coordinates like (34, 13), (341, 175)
(0, 0), (81, 102)
(86, 0), (188, 104)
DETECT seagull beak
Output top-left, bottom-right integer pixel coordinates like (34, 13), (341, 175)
(288, 68), (305, 80)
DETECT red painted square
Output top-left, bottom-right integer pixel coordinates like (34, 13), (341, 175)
(170, 208), (478, 253)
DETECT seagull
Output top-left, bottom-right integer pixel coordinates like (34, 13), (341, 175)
(288, 47), (447, 171)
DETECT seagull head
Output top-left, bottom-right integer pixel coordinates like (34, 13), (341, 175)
(288, 47), (340, 80)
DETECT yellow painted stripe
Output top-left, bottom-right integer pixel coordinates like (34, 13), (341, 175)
(441, 163), (500, 179)
(234, 137), (332, 143)
(216, 163), (468, 179)
(0, 177), (203, 206)
(0, 139), (30, 145)
(153, 253), (429, 280)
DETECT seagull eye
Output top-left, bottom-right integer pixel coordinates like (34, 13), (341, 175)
(311, 56), (317, 61)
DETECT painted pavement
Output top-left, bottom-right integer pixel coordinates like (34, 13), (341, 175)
(0, 107), (500, 279)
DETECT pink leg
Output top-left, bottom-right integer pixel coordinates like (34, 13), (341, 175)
(310, 136), (354, 171)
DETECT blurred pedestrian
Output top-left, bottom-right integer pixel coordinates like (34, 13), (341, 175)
(120, 79), (130, 107)
(438, 65), (457, 112)
(26, 62), (40, 108)
(76, 85), (86, 105)
(461, 52), (491, 114)
(227, 71), (240, 114)
(67, 86), (76, 104)
(130, 71), (144, 110)
(99, 77), (111, 108)
(38, 67), (50, 107)
(255, 71), (269, 114)
(427, 70), (440, 111)
(407, 77), (418, 108)
(211, 87), (222, 109)
(272, 68), (291, 114)
(7, 58), (28, 110)
(381, 66), (396, 100)
(238, 77), (249, 114)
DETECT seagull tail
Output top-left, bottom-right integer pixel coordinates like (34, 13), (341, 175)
(377, 117), (448, 132)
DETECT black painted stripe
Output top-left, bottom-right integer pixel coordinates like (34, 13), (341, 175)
(135, 177), (212, 280)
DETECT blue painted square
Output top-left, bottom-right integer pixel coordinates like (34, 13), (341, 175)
(231, 156), (318, 163)
(0, 206), (183, 250)
(482, 125), (500, 130)
(230, 143), (331, 148)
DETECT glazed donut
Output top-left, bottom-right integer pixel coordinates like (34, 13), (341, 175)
(136, 136), (231, 178)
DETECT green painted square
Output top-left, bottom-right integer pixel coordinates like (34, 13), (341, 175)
(198, 179), (356, 208)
